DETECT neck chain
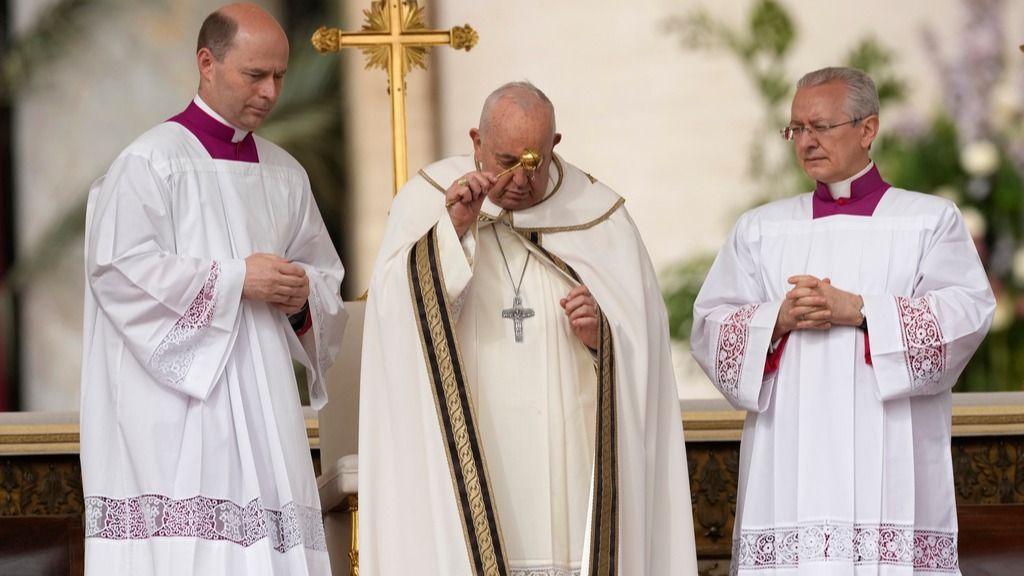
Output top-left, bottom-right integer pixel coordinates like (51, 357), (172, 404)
(492, 225), (529, 294)
(491, 225), (535, 343)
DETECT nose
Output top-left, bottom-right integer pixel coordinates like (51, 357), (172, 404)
(259, 77), (281, 103)
(511, 166), (529, 187)
(794, 131), (819, 152)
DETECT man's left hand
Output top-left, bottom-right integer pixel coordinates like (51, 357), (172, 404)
(561, 285), (600, 350)
(813, 278), (864, 327)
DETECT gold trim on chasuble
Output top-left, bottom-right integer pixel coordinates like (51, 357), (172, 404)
(408, 226), (619, 576)
(408, 227), (509, 576)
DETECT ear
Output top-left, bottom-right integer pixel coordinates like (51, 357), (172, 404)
(552, 132), (562, 149)
(470, 128), (482, 159)
(859, 115), (879, 151)
(197, 47), (217, 84)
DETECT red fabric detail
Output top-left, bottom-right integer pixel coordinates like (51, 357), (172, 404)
(863, 330), (873, 365)
(764, 333), (790, 376)
(295, 306), (313, 337)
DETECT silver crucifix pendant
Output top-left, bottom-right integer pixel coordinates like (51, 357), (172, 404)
(501, 295), (535, 343)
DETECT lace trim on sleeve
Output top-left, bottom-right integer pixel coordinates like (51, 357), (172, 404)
(896, 296), (946, 392)
(715, 304), (760, 399)
(149, 261), (220, 388)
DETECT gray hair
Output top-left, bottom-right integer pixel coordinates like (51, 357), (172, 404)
(797, 67), (880, 121)
(479, 81), (557, 136)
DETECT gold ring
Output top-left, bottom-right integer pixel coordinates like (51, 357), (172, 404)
(445, 198), (458, 208)
(457, 177), (469, 186)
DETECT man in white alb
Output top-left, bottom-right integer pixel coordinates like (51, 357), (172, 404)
(80, 4), (346, 575)
(692, 67), (995, 575)
(360, 82), (698, 576)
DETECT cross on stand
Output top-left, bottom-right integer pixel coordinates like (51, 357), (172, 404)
(312, 0), (478, 195)
(502, 295), (535, 343)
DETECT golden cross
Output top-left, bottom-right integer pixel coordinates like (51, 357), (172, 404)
(312, 1), (478, 194)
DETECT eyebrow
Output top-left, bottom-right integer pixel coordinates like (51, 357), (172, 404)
(244, 67), (287, 76)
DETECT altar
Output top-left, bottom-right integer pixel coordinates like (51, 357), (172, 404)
(3, 310), (1023, 576)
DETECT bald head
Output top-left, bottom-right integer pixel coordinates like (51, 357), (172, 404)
(478, 82), (557, 140)
(196, 3), (289, 131)
(198, 3), (288, 61)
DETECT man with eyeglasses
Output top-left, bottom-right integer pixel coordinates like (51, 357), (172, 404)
(691, 67), (994, 575)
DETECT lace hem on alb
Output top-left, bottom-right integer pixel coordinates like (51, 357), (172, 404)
(85, 494), (326, 553)
(733, 521), (957, 572)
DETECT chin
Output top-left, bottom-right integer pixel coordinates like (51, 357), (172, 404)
(801, 166), (831, 182)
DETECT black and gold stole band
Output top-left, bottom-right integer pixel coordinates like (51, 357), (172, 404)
(409, 224), (619, 576)
(409, 226), (509, 576)
(531, 239), (619, 576)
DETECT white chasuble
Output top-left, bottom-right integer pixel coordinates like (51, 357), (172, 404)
(692, 186), (994, 576)
(455, 220), (597, 575)
(360, 155), (698, 576)
(80, 101), (347, 576)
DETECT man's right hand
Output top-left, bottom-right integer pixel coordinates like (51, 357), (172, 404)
(243, 253), (310, 314)
(446, 171), (495, 238)
(773, 275), (831, 340)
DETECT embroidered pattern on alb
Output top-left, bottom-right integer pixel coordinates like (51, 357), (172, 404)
(149, 262), (220, 388)
(715, 304), (760, 399)
(84, 494), (326, 552)
(733, 522), (957, 573)
(895, 296), (946, 393)
(510, 566), (581, 576)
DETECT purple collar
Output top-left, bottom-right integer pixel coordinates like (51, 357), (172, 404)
(168, 102), (259, 163)
(812, 163), (889, 219)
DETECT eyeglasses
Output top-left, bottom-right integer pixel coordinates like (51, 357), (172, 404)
(780, 118), (862, 141)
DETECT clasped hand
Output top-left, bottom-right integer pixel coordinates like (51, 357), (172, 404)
(243, 253), (309, 315)
(773, 275), (864, 341)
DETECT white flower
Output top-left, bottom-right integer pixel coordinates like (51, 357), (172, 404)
(992, 82), (1020, 127)
(1013, 247), (1024, 286)
(960, 140), (1000, 177)
(992, 294), (1014, 331)
(961, 207), (987, 238)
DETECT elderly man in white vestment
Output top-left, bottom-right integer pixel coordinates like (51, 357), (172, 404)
(360, 82), (698, 576)
(692, 67), (995, 575)
(79, 4), (346, 575)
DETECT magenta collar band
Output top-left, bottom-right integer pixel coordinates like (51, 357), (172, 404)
(812, 163), (889, 219)
(168, 102), (259, 163)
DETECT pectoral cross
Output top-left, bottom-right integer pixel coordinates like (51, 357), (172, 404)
(502, 295), (535, 343)
(312, 1), (478, 194)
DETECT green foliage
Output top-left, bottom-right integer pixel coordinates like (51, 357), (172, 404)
(748, 0), (795, 58)
(662, 255), (716, 343)
(844, 37), (906, 104)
